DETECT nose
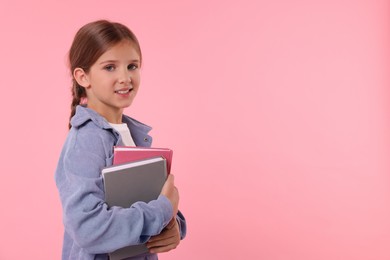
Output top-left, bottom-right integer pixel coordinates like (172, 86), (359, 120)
(119, 68), (132, 85)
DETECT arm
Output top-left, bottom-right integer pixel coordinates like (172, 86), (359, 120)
(145, 174), (186, 253)
(55, 132), (172, 254)
(146, 210), (187, 253)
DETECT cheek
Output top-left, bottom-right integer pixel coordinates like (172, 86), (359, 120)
(133, 75), (141, 88)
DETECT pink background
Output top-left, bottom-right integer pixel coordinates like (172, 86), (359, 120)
(1, 1), (389, 259)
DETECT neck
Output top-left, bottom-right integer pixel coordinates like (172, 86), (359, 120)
(106, 114), (123, 124)
(87, 104), (123, 124)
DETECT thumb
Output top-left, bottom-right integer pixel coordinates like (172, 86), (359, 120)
(167, 174), (175, 184)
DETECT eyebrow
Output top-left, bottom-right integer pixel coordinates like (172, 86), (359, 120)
(99, 59), (140, 65)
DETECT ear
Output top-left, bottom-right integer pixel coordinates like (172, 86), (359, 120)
(73, 68), (90, 88)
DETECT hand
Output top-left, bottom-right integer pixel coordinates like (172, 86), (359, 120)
(160, 174), (179, 217)
(147, 218), (180, 253)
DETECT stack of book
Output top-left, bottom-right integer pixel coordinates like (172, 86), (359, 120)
(101, 146), (173, 260)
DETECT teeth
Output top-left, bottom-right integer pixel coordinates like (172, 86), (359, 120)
(116, 89), (130, 94)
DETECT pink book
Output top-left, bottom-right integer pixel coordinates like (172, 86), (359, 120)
(113, 146), (173, 174)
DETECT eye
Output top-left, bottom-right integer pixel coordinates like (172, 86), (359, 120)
(104, 65), (115, 71)
(128, 64), (138, 70)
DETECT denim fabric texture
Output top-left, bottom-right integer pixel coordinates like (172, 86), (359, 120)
(55, 105), (186, 260)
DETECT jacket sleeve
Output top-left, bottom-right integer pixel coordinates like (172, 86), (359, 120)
(176, 210), (187, 240)
(55, 130), (173, 254)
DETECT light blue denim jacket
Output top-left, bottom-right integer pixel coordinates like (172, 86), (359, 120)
(55, 105), (186, 260)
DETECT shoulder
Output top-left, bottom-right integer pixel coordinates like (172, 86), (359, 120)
(67, 105), (117, 155)
(71, 105), (110, 129)
(57, 123), (115, 179)
(69, 121), (116, 160)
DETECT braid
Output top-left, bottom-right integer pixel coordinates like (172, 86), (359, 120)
(69, 79), (86, 129)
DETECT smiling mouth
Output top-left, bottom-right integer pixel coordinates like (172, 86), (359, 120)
(115, 88), (132, 94)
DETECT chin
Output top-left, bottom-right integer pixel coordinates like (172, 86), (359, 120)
(119, 102), (134, 109)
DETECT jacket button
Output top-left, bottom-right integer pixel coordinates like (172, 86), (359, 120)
(144, 137), (148, 142)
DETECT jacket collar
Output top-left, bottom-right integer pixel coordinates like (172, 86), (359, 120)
(71, 105), (110, 129)
(70, 105), (153, 147)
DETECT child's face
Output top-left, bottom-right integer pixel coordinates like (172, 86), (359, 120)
(83, 40), (141, 121)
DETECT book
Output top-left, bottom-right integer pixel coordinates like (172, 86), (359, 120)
(113, 146), (173, 174)
(102, 157), (168, 259)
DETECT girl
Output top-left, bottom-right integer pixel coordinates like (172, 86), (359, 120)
(55, 20), (186, 260)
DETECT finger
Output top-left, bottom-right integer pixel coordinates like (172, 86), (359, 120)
(148, 220), (179, 243)
(147, 236), (177, 249)
(167, 174), (174, 183)
(148, 231), (176, 244)
(165, 218), (176, 230)
(149, 244), (176, 254)
(148, 240), (179, 254)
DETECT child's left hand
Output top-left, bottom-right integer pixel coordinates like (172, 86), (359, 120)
(147, 218), (180, 253)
